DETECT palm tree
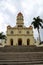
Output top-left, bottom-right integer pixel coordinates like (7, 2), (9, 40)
(0, 32), (6, 39)
(31, 16), (43, 43)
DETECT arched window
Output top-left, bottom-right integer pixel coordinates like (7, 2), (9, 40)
(10, 39), (13, 46)
(11, 31), (14, 34)
(18, 38), (22, 45)
(27, 39), (30, 45)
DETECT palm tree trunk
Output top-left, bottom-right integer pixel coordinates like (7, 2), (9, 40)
(37, 29), (41, 44)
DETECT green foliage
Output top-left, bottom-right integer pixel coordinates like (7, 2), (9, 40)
(0, 32), (6, 39)
(31, 16), (43, 43)
(31, 16), (43, 29)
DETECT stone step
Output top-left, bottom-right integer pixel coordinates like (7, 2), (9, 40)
(0, 46), (43, 64)
(0, 46), (43, 52)
(0, 52), (43, 61)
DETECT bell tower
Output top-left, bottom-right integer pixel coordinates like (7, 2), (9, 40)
(16, 12), (24, 27)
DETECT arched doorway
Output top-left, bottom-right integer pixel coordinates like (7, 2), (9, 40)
(10, 39), (13, 46)
(18, 38), (22, 45)
(27, 39), (30, 45)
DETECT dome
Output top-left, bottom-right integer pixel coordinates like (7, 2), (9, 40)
(7, 25), (11, 28)
(17, 12), (24, 21)
(17, 12), (23, 16)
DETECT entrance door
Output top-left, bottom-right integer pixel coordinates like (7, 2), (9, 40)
(18, 38), (22, 45)
(10, 39), (13, 46)
(27, 39), (30, 45)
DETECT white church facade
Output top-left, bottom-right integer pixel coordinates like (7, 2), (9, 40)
(6, 12), (35, 46)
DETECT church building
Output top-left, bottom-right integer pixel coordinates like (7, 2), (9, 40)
(6, 12), (35, 46)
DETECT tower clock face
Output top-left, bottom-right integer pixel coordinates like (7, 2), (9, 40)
(19, 16), (22, 20)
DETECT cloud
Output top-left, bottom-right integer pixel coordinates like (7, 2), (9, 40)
(0, 0), (17, 33)
(0, 0), (43, 40)
(0, 0), (16, 14)
(0, 13), (4, 24)
(20, 0), (43, 40)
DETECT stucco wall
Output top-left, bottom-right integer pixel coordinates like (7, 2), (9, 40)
(6, 27), (34, 46)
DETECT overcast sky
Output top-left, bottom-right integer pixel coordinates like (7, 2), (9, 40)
(0, 0), (43, 41)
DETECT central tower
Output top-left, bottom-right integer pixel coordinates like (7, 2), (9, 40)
(16, 12), (24, 27)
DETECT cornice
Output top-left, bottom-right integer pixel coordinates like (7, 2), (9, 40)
(7, 34), (33, 36)
(7, 27), (33, 30)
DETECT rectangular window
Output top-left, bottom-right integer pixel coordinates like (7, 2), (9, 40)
(18, 25), (22, 27)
